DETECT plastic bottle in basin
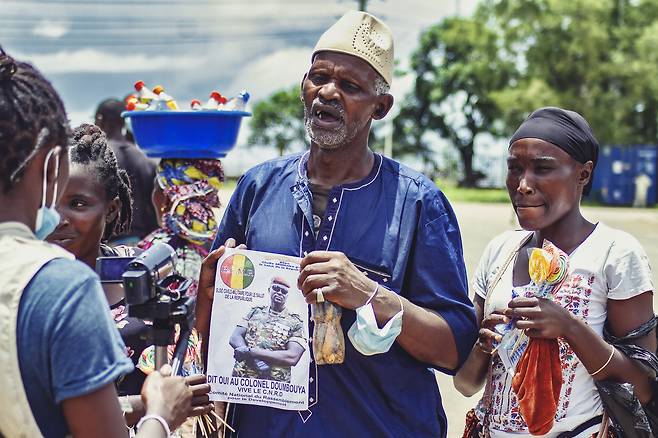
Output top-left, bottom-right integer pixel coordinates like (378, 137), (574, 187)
(224, 90), (250, 111)
(126, 96), (148, 111)
(203, 91), (225, 110)
(152, 85), (179, 110)
(134, 80), (157, 105)
(190, 99), (203, 110)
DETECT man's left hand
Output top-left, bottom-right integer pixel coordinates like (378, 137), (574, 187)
(298, 251), (377, 310)
(198, 239), (247, 302)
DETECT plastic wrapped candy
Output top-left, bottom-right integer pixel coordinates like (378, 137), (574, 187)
(509, 239), (569, 435)
(528, 240), (569, 298)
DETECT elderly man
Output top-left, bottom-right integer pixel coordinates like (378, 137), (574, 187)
(197, 10), (477, 437)
(229, 276), (306, 382)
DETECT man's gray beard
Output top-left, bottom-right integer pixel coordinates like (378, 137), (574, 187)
(304, 106), (354, 151)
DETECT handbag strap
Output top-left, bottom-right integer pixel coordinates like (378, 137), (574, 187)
(483, 231), (533, 313)
(597, 412), (610, 437)
(479, 231), (533, 431)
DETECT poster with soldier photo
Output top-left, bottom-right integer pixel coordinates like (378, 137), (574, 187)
(206, 248), (310, 411)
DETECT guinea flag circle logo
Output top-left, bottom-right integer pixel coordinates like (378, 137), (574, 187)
(220, 254), (255, 289)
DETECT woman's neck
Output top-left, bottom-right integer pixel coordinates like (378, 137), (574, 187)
(78, 243), (103, 271)
(533, 212), (596, 254)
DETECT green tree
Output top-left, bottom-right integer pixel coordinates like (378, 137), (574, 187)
(395, 16), (516, 186)
(399, 0), (658, 185)
(483, 0), (658, 144)
(247, 86), (306, 156)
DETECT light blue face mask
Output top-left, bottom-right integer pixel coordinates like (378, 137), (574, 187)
(347, 289), (404, 356)
(34, 148), (61, 240)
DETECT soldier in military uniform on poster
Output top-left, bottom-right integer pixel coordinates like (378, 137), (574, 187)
(229, 276), (307, 383)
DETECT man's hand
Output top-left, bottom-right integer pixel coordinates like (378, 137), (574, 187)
(141, 364), (192, 431)
(298, 251), (377, 310)
(198, 238), (241, 302)
(233, 346), (251, 361)
(184, 374), (214, 418)
(197, 238), (246, 366)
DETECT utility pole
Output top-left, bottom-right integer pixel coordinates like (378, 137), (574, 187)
(384, 119), (393, 158)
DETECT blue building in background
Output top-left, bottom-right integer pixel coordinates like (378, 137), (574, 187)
(590, 145), (657, 207)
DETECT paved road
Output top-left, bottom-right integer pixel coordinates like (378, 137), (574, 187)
(217, 191), (658, 437)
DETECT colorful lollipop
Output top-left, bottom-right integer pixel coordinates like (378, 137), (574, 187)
(529, 248), (551, 284)
(544, 241), (569, 285)
(528, 240), (569, 298)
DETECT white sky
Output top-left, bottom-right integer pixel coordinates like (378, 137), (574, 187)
(1, 0), (483, 175)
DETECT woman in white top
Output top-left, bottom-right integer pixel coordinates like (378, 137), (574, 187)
(454, 107), (655, 437)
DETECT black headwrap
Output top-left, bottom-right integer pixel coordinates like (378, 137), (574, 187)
(509, 107), (599, 195)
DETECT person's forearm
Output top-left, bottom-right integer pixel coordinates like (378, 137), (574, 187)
(134, 419), (168, 438)
(453, 346), (491, 396)
(121, 395), (145, 426)
(249, 346), (301, 366)
(371, 287), (459, 369)
(196, 291), (212, 366)
(564, 316), (655, 403)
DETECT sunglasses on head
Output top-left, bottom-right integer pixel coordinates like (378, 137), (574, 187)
(271, 284), (288, 294)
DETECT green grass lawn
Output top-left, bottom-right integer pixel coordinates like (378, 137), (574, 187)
(225, 176), (657, 208)
(436, 180), (510, 203)
(225, 176), (511, 203)
(441, 186), (510, 203)
(437, 181), (658, 208)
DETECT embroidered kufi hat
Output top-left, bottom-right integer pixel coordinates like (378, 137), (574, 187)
(312, 10), (394, 85)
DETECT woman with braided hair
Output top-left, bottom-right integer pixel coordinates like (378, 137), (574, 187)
(0, 47), (206, 437)
(48, 124), (210, 431)
(47, 123), (149, 396)
(49, 123), (134, 268)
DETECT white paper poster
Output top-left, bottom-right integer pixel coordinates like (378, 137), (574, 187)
(206, 248), (310, 411)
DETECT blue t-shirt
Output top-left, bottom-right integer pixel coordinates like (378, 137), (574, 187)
(17, 258), (134, 438)
(214, 152), (477, 438)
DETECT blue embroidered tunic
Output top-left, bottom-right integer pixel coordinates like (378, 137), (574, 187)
(213, 152), (477, 438)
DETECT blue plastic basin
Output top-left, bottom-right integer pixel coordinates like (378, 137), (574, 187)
(122, 110), (251, 159)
